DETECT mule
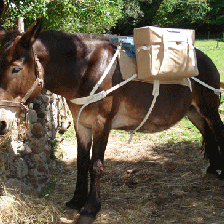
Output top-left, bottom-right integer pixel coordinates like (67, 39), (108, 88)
(0, 18), (224, 222)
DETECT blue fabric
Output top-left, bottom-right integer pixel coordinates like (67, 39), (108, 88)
(110, 37), (136, 58)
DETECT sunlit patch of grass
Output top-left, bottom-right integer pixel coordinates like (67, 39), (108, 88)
(111, 116), (201, 148)
(60, 126), (77, 140)
(166, 117), (201, 144)
(110, 129), (129, 142)
(57, 114), (76, 140)
(195, 39), (224, 81)
(219, 94), (224, 116)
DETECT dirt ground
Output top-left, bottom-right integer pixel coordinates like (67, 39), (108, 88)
(46, 124), (224, 224)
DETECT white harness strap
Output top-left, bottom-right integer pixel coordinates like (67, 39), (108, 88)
(191, 76), (224, 95)
(90, 45), (122, 96)
(70, 43), (140, 129)
(71, 45), (121, 106)
(75, 73), (137, 129)
(71, 46), (124, 129)
(128, 80), (160, 143)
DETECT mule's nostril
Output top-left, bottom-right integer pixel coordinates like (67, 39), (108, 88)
(0, 121), (7, 132)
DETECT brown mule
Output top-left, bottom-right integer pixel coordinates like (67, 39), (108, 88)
(0, 18), (223, 222)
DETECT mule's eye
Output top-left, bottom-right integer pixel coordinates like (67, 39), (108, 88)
(12, 67), (22, 75)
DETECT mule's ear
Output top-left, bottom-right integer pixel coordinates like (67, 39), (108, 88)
(0, 26), (6, 42)
(17, 16), (42, 49)
(0, 0), (6, 42)
(0, 0), (4, 19)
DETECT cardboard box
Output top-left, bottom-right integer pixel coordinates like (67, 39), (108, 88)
(133, 26), (199, 81)
(118, 50), (137, 80)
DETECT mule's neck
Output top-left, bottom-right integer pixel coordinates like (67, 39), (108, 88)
(33, 30), (117, 101)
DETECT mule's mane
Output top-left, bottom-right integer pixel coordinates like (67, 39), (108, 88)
(1, 30), (21, 52)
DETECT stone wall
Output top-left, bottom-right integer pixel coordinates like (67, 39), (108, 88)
(0, 90), (59, 196)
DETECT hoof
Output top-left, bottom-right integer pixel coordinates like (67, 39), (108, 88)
(76, 215), (96, 224)
(206, 166), (219, 176)
(64, 208), (79, 218)
(66, 202), (80, 211)
(218, 172), (224, 180)
(79, 202), (100, 219)
(66, 198), (84, 211)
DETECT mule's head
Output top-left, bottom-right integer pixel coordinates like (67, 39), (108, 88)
(0, 17), (43, 135)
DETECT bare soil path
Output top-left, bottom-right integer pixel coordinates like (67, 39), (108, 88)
(48, 124), (224, 224)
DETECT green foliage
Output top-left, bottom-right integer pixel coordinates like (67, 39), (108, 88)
(154, 0), (210, 28)
(2, 0), (223, 36)
(75, 0), (123, 33)
(113, 0), (223, 36)
(137, 0), (163, 27)
(1, 0), (123, 33)
(207, 1), (224, 26)
(112, 0), (144, 35)
(112, 0), (163, 35)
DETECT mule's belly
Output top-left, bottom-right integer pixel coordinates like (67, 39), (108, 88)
(112, 83), (192, 133)
(111, 102), (181, 133)
(112, 109), (175, 133)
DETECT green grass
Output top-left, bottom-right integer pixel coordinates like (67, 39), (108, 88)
(195, 39), (224, 80)
(109, 116), (201, 147)
(40, 174), (58, 197)
(60, 126), (77, 140)
(153, 116), (201, 146)
(219, 94), (224, 115)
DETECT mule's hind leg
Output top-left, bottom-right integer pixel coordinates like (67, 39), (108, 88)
(66, 124), (92, 210)
(191, 49), (224, 176)
(187, 105), (221, 175)
(201, 109), (224, 176)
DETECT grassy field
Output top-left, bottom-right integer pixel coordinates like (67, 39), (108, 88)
(195, 39), (224, 80)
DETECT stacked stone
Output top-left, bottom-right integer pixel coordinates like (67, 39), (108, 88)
(0, 90), (59, 196)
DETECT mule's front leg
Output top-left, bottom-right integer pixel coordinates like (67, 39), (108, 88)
(66, 125), (92, 211)
(80, 116), (111, 218)
(79, 158), (104, 218)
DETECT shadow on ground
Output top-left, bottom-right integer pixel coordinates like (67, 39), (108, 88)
(48, 138), (224, 224)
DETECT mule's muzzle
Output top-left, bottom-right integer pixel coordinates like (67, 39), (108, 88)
(0, 107), (18, 137)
